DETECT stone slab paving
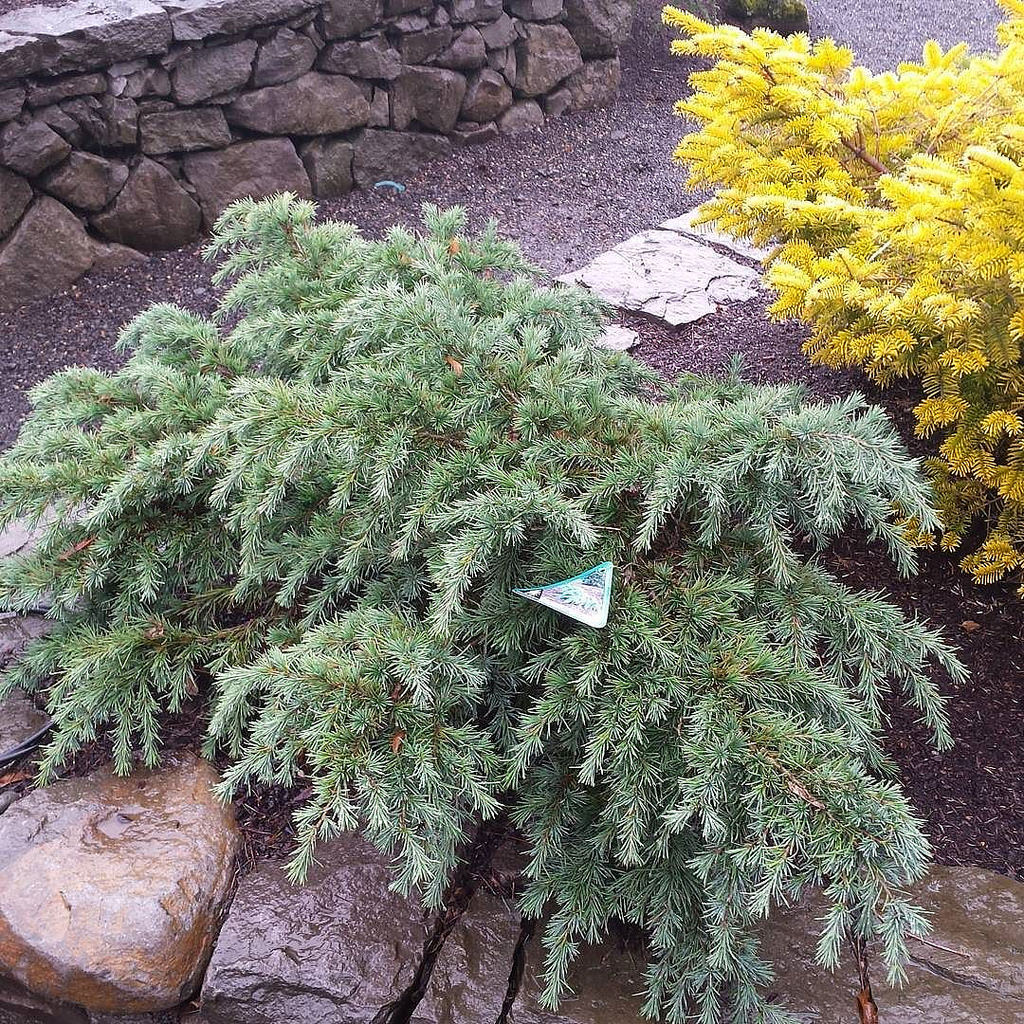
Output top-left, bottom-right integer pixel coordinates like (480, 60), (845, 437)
(559, 224), (761, 326)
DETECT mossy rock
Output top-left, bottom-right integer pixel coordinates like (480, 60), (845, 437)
(721, 0), (809, 33)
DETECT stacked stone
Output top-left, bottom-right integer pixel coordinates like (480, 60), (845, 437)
(0, 0), (634, 309)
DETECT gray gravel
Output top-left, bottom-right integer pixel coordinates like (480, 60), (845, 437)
(806, 0), (1001, 69)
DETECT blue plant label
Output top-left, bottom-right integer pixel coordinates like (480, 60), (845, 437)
(513, 561), (613, 628)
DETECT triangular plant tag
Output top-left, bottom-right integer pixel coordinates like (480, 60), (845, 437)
(513, 561), (613, 628)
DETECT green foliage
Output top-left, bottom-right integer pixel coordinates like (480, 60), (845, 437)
(0, 198), (964, 1023)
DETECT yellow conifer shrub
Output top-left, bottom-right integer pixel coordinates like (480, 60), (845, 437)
(664, 0), (1024, 585)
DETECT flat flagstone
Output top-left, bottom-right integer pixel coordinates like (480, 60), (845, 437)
(559, 228), (760, 327)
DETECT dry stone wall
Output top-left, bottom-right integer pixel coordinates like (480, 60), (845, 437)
(0, 0), (634, 309)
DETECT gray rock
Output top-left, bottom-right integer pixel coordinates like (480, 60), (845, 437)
(0, 684), (49, 749)
(182, 138), (312, 225)
(91, 157), (201, 250)
(318, 36), (402, 80)
(161, 0), (318, 42)
(321, 0), (383, 40)
(199, 834), (430, 1024)
(765, 865), (1024, 1023)
(559, 228), (760, 326)
(487, 43), (516, 81)
(543, 84), (572, 117)
(450, 119), (498, 145)
(435, 26), (487, 69)
(0, 1), (171, 74)
(226, 72), (369, 136)
(507, 0), (565, 19)
(0, 85), (24, 123)
(62, 94), (138, 148)
(0, 168), (31, 237)
(88, 238), (148, 272)
(34, 103), (86, 145)
(351, 127), (450, 188)
(300, 136), (353, 197)
(200, 834), (647, 1024)
(368, 86), (389, 127)
(0, 975), (86, 1024)
(461, 68), (512, 121)
(397, 26), (454, 64)
(27, 72), (106, 109)
(659, 210), (771, 262)
(0, 753), (239, 1013)
(113, 63), (171, 99)
(479, 12), (516, 47)
(0, 520), (40, 560)
(0, 120), (71, 177)
(498, 98), (544, 133)
(450, 0), (503, 22)
(140, 106), (231, 153)
(253, 27), (317, 87)
(595, 324), (638, 351)
(563, 0), (636, 56)
(0, 30), (48, 81)
(39, 151), (129, 211)
(514, 23), (583, 96)
(386, 0), (425, 15)
(392, 66), (467, 133)
(171, 39), (257, 105)
(564, 56), (620, 111)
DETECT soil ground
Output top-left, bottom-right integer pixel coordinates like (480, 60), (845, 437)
(0, 0), (1021, 884)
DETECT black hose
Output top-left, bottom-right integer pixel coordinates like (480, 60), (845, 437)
(0, 719), (53, 767)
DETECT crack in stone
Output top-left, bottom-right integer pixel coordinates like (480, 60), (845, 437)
(371, 818), (508, 1024)
(907, 953), (1016, 995)
(496, 915), (535, 1024)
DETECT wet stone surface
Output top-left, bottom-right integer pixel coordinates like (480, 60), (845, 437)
(0, 753), (240, 1014)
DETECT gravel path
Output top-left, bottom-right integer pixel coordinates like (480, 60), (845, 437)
(806, 0), (1002, 68)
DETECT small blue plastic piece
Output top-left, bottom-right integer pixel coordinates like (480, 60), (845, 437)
(374, 180), (406, 192)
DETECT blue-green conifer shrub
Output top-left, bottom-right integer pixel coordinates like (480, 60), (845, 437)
(0, 198), (964, 1023)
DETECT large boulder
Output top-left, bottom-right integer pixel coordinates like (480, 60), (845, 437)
(39, 151), (128, 211)
(450, 0), (503, 22)
(0, 1), (171, 74)
(563, 0), (636, 56)
(170, 38), (257, 105)
(26, 73), (106, 109)
(351, 128), (450, 188)
(392, 66), (467, 133)
(182, 138), (312, 225)
(226, 72), (369, 136)
(91, 156), (201, 250)
(0, 753), (239, 1013)
(765, 865), (1024, 1022)
(0, 197), (95, 310)
(200, 834), (646, 1024)
(435, 26), (487, 70)
(514, 23), (583, 97)
(0, 168), (31, 236)
(0, 31), (47, 81)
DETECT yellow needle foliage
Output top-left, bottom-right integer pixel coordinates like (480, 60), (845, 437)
(664, 0), (1024, 585)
